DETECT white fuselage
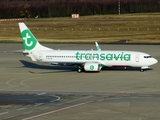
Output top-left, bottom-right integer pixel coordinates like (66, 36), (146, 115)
(28, 50), (158, 68)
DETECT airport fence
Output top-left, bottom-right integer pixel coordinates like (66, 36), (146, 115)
(0, 18), (25, 24)
(0, 27), (159, 31)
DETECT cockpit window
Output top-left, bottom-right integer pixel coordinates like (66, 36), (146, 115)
(144, 56), (152, 58)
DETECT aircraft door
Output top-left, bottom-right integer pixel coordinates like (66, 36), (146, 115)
(135, 54), (139, 62)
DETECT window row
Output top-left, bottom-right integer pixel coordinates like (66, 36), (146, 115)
(46, 56), (130, 58)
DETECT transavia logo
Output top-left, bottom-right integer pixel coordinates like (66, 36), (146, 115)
(75, 52), (131, 61)
(22, 30), (37, 50)
(90, 65), (94, 70)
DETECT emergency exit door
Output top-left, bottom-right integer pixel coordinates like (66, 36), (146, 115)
(135, 54), (139, 62)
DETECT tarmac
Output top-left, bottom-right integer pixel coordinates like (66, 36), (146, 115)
(0, 43), (160, 120)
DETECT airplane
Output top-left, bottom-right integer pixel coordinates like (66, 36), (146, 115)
(19, 22), (158, 73)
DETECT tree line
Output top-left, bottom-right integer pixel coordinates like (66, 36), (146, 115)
(0, 0), (160, 18)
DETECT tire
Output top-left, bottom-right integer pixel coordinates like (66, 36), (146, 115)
(140, 69), (144, 72)
(77, 68), (82, 73)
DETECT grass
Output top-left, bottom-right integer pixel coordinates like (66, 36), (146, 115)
(0, 13), (160, 44)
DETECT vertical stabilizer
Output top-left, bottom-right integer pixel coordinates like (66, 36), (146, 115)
(19, 22), (52, 51)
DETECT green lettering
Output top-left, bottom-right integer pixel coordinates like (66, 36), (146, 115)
(106, 54), (113, 61)
(80, 53), (85, 60)
(85, 53), (92, 60)
(75, 52), (131, 62)
(100, 53), (105, 60)
(93, 53), (99, 60)
(120, 52), (124, 61)
(114, 54), (120, 61)
(76, 52), (80, 60)
(124, 54), (131, 61)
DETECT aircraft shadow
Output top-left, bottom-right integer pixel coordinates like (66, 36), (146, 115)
(19, 60), (152, 73)
(102, 67), (152, 71)
(19, 60), (77, 73)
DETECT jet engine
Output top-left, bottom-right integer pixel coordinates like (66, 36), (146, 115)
(84, 62), (101, 72)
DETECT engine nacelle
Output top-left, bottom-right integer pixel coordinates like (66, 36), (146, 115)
(84, 62), (101, 72)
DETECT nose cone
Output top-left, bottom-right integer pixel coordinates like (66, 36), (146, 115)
(152, 58), (158, 65)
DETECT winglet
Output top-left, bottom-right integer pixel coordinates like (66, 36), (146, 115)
(95, 42), (101, 51)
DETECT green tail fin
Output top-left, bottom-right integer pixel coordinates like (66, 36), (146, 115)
(19, 22), (52, 51)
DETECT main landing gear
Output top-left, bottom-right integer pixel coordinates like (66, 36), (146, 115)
(77, 68), (82, 73)
(140, 69), (144, 72)
(77, 67), (84, 73)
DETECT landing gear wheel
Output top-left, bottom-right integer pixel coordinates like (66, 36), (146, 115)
(140, 69), (144, 72)
(77, 68), (82, 73)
